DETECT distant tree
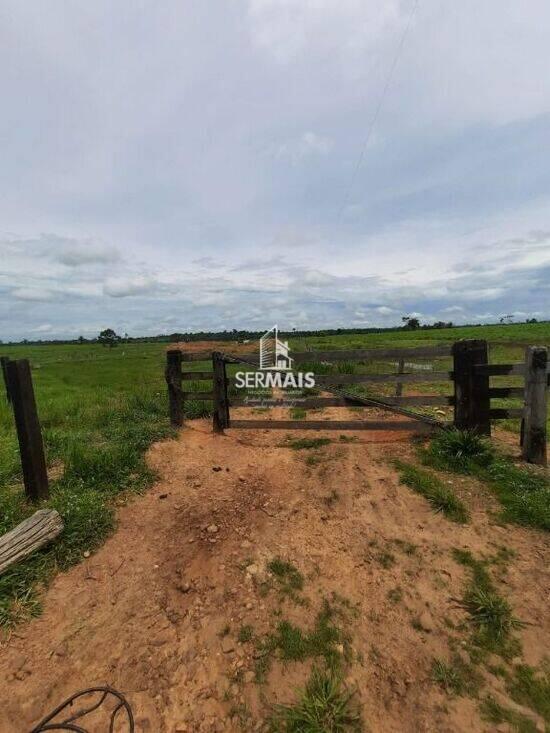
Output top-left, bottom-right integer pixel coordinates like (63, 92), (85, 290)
(98, 328), (121, 348)
(402, 316), (420, 330)
(526, 318), (538, 324)
(499, 315), (514, 324)
(77, 335), (86, 344)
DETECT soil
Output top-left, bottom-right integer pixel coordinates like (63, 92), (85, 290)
(1, 407), (549, 733)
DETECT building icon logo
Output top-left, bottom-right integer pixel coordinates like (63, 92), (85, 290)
(259, 325), (293, 371)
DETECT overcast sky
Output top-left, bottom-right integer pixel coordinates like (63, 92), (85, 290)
(1, 1), (549, 340)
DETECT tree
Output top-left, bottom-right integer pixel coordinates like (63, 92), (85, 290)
(402, 316), (420, 330)
(77, 335), (86, 344)
(98, 328), (121, 348)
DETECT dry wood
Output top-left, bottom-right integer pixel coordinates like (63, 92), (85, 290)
(0, 509), (63, 576)
(522, 346), (548, 465)
(229, 419), (437, 432)
(165, 350), (183, 427)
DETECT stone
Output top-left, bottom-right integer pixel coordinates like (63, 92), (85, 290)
(221, 637), (235, 654)
(417, 611), (434, 632)
(207, 525), (219, 534)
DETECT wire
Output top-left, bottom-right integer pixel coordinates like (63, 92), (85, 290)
(338, 0), (420, 221)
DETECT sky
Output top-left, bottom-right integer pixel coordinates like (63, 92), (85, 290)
(1, 1), (549, 341)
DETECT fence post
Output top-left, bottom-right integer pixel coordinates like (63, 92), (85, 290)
(212, 352), (229, 433)
(452, 339), (490, 435)
(166, 350), (183, 427)
(521, 346), (547, 466)
(1, 356), (11, 403)
(395, 357), (405, 397)
(6, 359), (49, 502)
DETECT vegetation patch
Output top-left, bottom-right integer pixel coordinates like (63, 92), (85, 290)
(255, 599), (349, 683)
(424, 429), (550, 531)
(270, 668), (362, 732)
(267, 557), (305, 602)
(431, 655), (482, 697)
(393, 460), (469, 523)
(452, 549), (523, 657)
(290, 407), (307, 420)
(480, 696), (538, 733)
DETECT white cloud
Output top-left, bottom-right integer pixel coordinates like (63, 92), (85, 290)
(103, 275), (158, 298)
(11, 287), (55, 302)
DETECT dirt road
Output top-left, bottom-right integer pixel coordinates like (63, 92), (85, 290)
(1, 418), (548, 732)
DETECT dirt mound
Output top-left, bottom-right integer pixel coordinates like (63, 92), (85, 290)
(1, 419), (548, 732)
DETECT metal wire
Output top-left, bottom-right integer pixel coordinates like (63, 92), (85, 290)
(30, 686), (134, 733)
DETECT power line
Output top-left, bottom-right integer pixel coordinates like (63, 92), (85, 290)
(338, 0), (420, 222)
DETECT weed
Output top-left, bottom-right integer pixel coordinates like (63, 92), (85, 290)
(238, 624), (254, 643)
(480, 696), (538, 733)
(323, 490), (340, 507)
(305, 454), (323, 467)
(393, 460), (469, 523)
(184, 399), (213, 420)
(376, 551), (395, 569)
(267, 558), (305, 603)
(391, 539), (417, 555)
(507, 662), (550, 725)
(424, 432), (550, 532)
(290, 407), (307, 420)
(431, 656), (482, 697)
(270, 668), (362, 732)
(452, 549), (523, 656)
(387, 587), (403, 604)
(425, 429), (494, 472)
(339, 435), (358, 443)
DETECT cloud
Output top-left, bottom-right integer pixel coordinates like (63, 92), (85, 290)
(11, 287), (55, 302)
(103, 275), (159, 298)
(52, 241), (120, 267)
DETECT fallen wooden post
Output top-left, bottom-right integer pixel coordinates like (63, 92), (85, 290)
(0, 509), (63, 576)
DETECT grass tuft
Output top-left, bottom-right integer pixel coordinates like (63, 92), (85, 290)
(286, 438), (331, 451)
(393, 460), (469, 523)
(270, 668), (362, 732)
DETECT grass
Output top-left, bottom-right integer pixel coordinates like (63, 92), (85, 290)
(424, 429), (550, 531)
(452, 549), (523, 656)
(290, 407), (307, 420)
(267, 557), (305, 598)
(255, 599), (347, 683)
(431, 655), (482, 697)
(238, 624), (254, 643)
(393, 460), (469, 523)
(0, 342), (176, 630)
(480, 696), (538, 733)
(270, 668), (362, 732)
(507, 662), (550, 726)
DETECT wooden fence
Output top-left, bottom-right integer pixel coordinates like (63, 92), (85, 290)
(1, 357), (49, 501)
(166, 339), (548, 465)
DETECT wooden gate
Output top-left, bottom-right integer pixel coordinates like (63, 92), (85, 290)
(165, 339), (548, 463)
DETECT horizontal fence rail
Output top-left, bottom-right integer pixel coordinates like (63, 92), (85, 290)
(229, 419), (439, 432)
(165, 340), (548, 464)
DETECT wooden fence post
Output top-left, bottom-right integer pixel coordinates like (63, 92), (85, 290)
(395, 357), (405, 397)
(6, 359), (49, 502)
(166, 350), (183, 427)
(452, 339), (490, 435)
(1, 356), (11, 403)
(212, 352), (229, 433)
(521, 346), (547, 466)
